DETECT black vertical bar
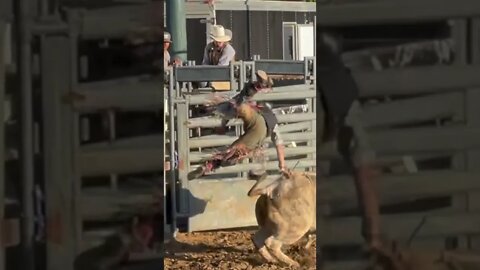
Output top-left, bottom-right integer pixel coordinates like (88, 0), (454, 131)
(16, 0), (35, 268)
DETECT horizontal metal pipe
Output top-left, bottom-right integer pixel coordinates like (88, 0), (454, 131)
(277, 121), (312, 133)
(79, 148), (164, 177)
(73, 78), (162, 111)
(189, 145), (316, 163)
(187, 89), (315, 105)
(320, 211), (480, 245)
(361, 91), (464, 128)
(189, 131), (316, 148)
(80, 134), (163, 151)
(187, 113), (316, 128)
(190, 159), (316, 175)
(370, 126), (480, 154)
(81, 191), (158, 221)
(30, 22), (69, 34)
(353, 65), (480, 97)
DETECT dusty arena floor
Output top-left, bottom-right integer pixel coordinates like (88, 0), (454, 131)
(164, 230), (316, 270)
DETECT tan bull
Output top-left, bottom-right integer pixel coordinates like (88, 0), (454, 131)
(247, 170), (316, 268)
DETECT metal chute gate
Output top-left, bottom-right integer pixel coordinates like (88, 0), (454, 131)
(164, 58), (317, 238)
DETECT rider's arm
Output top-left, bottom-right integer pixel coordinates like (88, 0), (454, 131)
(271, 125), (286, 171)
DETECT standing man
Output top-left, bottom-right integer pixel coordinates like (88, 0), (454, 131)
(318, 30), (390, 261)
(164, 31), (181, 68)
(164, 31), (172, 69)
(201, 25), (236, 66)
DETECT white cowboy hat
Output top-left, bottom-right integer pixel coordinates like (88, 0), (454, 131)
(210, 25), (232, 42)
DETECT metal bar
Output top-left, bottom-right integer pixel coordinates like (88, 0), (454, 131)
(175, 65), (232, 82)
(277, 121), (312, 133)
(163, 74), (168, 239)
(39, 0), (48, 17)
(370, 126), (480, 154)
(214, 1), (315, 12)
(174, 60), (313, 82)
(168, 67), (177, 236)
(18, 0), (35, 266)
(41, 34), (76, 270)
(323, 170), (480, 208)
(361, 91), (465, 128)
(320, 211), (480, 245)
(166, 0), (188, 61)
(72, 79), (162, 112)
(30, 22), (69, 35)
(81, 190), (158, 222)
(107, 110), (118, 190)
(68, 11), (83, 256)
(316, 0), (480, 27)
(189, 131), (316, 148)
(253, 60), (306, 75)
(0, 1), (13, 21)
(189, 146), (316, 163)
(79, 148), (164, 177)
(191, 159), (315, 175)
(187, 90), (315, 105)
(176, 101), (190, 215)
(353, 65), (480, 97)
(81, 135), (162, 151)
(467, 17), (480, 251)
(0, 20), (6, 270)
(187, 113), (316, 128)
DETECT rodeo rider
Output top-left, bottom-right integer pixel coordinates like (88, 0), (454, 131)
(188, 70), (287, 180)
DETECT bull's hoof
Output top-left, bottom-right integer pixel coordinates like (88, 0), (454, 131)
(287, 260), (301, 268)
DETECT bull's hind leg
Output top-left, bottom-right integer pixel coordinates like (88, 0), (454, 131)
(252, 228), (278, 263)
(265, 236), (300, 268)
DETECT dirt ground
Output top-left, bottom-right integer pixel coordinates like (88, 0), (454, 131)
(164, 229), (316, 270)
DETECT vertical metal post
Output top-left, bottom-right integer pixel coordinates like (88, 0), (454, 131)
(168, 68), (177, 236)
(176, 100), (189, 216)
(17, 0), (35, 267)
(107, 110), (118, 190)
(313, 16), (316, 57)
(166, 0), (188, 62)
(41, 28), (77, 270)
(245, 0), (252, 60)
(67, 9), (81, 257)
(39, 0), (48, 17)
(163, 70), (168, 238)
(0, 20), (7, 270)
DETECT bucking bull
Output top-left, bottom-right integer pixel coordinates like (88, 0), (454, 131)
(247, 170), (316, 268)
